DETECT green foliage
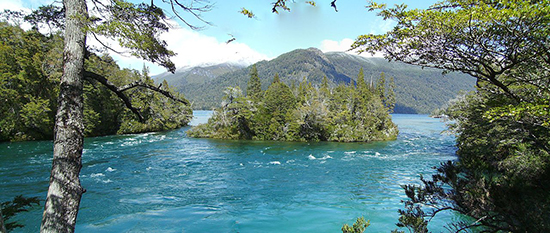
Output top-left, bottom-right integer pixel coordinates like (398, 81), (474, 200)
(341, 217), (370, 233)
(375, 72), (385, 100)
(0, 22), (57, 141)
(399, 91), (550, 232)
(246, 64), (262, 100)
(0, 23), (192, 141)
(358, 0), (550, 231)
(188, 71), (398, 142)
(1, 195), (40, 231)
(114, 72), (192, 135)
(386, 77), (396, 113)
(239, 8), (255, 18)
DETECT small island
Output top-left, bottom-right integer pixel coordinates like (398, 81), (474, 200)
(188, 65), (398, 142)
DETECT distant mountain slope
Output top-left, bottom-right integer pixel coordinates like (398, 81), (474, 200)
(153, 63), (245, 92)
(158, 48), (475, 113)
(326, 52), (475, 113)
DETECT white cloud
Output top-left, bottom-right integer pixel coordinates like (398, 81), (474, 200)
(320, 38), (355, 53)
(320, 38), (384, 58)
(100, 26), (270, 75)
(2, 0), (268, 75)
(1, 0), (25, 11)
(161, 27), (270, 70)
(1, 0), (33, 30)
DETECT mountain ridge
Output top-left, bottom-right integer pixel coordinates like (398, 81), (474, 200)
(155, 48), (476, 114)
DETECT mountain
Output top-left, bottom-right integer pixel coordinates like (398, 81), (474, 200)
(153, 63), (246, 92)
(325, 52), (476, 113)
(157, 48), (476, 114)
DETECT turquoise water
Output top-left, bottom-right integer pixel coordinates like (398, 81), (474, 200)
(1, 112), (456, 232)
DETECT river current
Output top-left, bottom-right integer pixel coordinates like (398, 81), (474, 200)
(1, 112), (457, 232)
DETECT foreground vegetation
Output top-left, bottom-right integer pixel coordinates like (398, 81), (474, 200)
(188, 65), (398, 142)
(352, 0), (550, 231)
(0, 23), (192, 142)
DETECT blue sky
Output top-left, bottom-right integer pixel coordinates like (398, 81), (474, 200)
(2, 0), (437, 75)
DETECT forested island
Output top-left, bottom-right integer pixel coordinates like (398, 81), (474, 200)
(188, 65), (398, 142)
(0, 23), (192, 142)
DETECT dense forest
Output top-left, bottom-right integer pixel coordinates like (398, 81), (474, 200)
(353, 1), (550, 232)
(188, 65), (398, 142)
(0, 23), (192, 142)
(156, 48), (475, 114)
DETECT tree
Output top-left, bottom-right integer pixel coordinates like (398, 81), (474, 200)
(351, 0), (550, 101)
(5, 0), (210, 232)
(386, 76), (396, 113)
(341, 217), (370, 233)
(356, 67), (366, 91)
(189, 70), (398, 142)
(375, 72), (385, 102)
(272, 73), (281, 84)
(246, 64), (262, 100)
(352, 0), (550, 231)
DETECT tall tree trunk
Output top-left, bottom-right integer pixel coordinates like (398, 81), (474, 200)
(40, 0), (87, 231)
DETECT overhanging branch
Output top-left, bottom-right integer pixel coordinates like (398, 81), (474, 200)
(118, 80), (189, 105)
(84, 71), (145, 122)
(84, 70), (190, 123)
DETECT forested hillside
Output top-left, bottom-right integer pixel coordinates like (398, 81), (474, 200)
(157, 48), (475, 113)
(0, 23), (192, 141)
(153, 63), (245, 92)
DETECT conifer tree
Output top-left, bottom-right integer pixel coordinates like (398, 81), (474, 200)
(272, 73), (281, 84)
(246, 64), (262, 100)
(356, 67), (367, 91)
(386, 76), (396, 113)
(376, 72), (386, 101)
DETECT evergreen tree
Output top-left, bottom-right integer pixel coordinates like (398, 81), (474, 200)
(264, 74), (296, 118)
(376, 72), (386, 101)
(356, 67), (366, 91)
(246, 64), (262, 100)
(319, 75), (331, 98)
(321, 75), (329, 89)
(272, 73), (281, 84)
(189, 70), (398, 143)
(386, 76), (396, 113)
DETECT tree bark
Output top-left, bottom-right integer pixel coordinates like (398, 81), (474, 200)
(40, 0), (88, 231)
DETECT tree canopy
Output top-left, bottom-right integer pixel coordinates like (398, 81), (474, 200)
(353, 0), (550, 231)
(188, 70), (398, 142)
(3, 0), (207, 231)
(0, 23), (192, 142)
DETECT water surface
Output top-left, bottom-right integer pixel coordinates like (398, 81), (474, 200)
(0, 112), (456, 232)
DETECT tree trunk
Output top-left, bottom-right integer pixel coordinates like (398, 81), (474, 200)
(40, 0), (87, 231)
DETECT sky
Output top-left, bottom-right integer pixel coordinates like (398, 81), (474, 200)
(2, 0), (437, 75)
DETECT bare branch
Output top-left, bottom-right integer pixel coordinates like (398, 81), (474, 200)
(89, 31), (126, 55)
(118, 80), (190, 105)
(165, 0), (213, 30)
(84, 70), (190, 122)
(84, 71), (145, 122)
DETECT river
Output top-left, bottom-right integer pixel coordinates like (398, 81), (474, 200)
(1, 111), (457, 232)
